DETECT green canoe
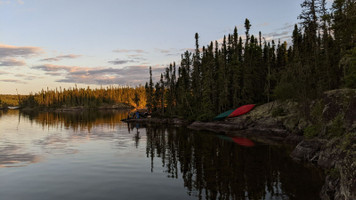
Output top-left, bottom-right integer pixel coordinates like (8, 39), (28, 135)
(213, 109), (235, 121)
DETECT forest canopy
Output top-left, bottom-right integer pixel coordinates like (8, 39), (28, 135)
(145, 0), (356, 120)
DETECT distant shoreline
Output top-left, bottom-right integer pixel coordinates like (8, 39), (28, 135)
(19, 104), (134, 112)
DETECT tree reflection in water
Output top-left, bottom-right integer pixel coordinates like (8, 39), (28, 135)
(15, 110), (324, 200)
(144, 125), (324, 200)
(20, 110), (128, 132)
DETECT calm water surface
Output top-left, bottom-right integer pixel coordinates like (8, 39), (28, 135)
(0, 110), (324, 200)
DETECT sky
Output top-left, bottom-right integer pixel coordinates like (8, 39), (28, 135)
(0, 0), (316, 94)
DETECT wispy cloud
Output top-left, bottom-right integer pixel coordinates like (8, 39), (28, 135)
(257, 22), (270, 27)
(155, 48), (173, 54)
(165, 53), (180, 57)
(0, 0), (24, 5)
(32, 64), (89, 72)
(108, 59), (136, 65)
(33, 64), (165, 85)
(0, 58), (26, 66)
(0, 44), (43, 58)
(110, 49), (147, 64)
(126, 54), (147, 60)
(0, 79), (27, 84)
(40, 54), (81, 62)
(277, 23), (295, 31)
(265, 31), (290, 38)
(113, 49), (147, 54)
(154, 48), (181, 57)
(0, 0), (11, 5)
(0, 70), (10, 75)
(14, 74), (41, 80)
(57, 65), (157, 85)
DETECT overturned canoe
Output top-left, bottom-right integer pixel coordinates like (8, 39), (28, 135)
(213, 109), (235, 121)
(228, 104), (255, 118)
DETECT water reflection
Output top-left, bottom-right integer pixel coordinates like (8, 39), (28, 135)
(20, 110), (128, 132)
(144, 125), (324, 200)
(0, 111), (324, 200)
(1, 110), (130, 168)
(0, 144), (42, 168)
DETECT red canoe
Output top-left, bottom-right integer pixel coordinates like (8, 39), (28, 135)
(228, 104), (255, 118)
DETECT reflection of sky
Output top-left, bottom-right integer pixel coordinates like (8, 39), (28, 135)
(0, 110), (194, 200)
(0, 110), (146, 168)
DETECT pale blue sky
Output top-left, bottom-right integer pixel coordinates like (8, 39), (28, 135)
(1, 0), (315, 94)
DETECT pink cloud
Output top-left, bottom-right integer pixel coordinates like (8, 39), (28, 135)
(0, 43), (43, 58)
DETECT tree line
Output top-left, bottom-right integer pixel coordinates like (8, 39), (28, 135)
(20, 85), (147, 109)
(145, 0), (356, 120)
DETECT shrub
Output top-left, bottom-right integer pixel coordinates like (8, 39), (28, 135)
(304, 124), (321, 139)
(328, 114), (345, 138)
(272, 107), (286, 117)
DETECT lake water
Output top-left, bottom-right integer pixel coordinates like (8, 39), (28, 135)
(0, 110), (324, 200)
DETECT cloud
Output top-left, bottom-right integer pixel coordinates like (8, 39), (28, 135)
(113, 49), (147, 54)
(0, 58), (26, 66)
(0, 70), (10, 74)
(32, 64), (165, 85)
(45, 72), (64, 76)
(40, 54), (81, 62)
(16, 0), (24, 4)
(0, 0), (11, 5)
(110, 51), (147, 65)
(126, 54), (147, 60)
(265, 31), (290, 38)
(14, 74), (40, 80)
(155, 48), (172, 54)
(155, 48), (181, 57)
(33, 63), (165, 85)
(32, 64), (89, 72)
(166, 53), (181, 57)
(262, 30), (291, 43)
(108, 59), (136, 65)
(0, 43), (43, 58)
(0, 79), (27, 84)
(278, 23), (295, 31)
(257, 22), (270, 27)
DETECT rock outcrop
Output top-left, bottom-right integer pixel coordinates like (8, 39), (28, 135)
(290, 89), (356, 200)
(188, 100), (306, 144)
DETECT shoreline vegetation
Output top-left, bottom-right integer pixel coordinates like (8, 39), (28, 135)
(1, 86), (146, 111)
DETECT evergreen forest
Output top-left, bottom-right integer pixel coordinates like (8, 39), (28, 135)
(145, 0), (356, 120)
(19, 85), (146, 109)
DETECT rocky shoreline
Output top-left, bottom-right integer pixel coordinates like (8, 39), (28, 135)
(125, 89), (356, 200)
